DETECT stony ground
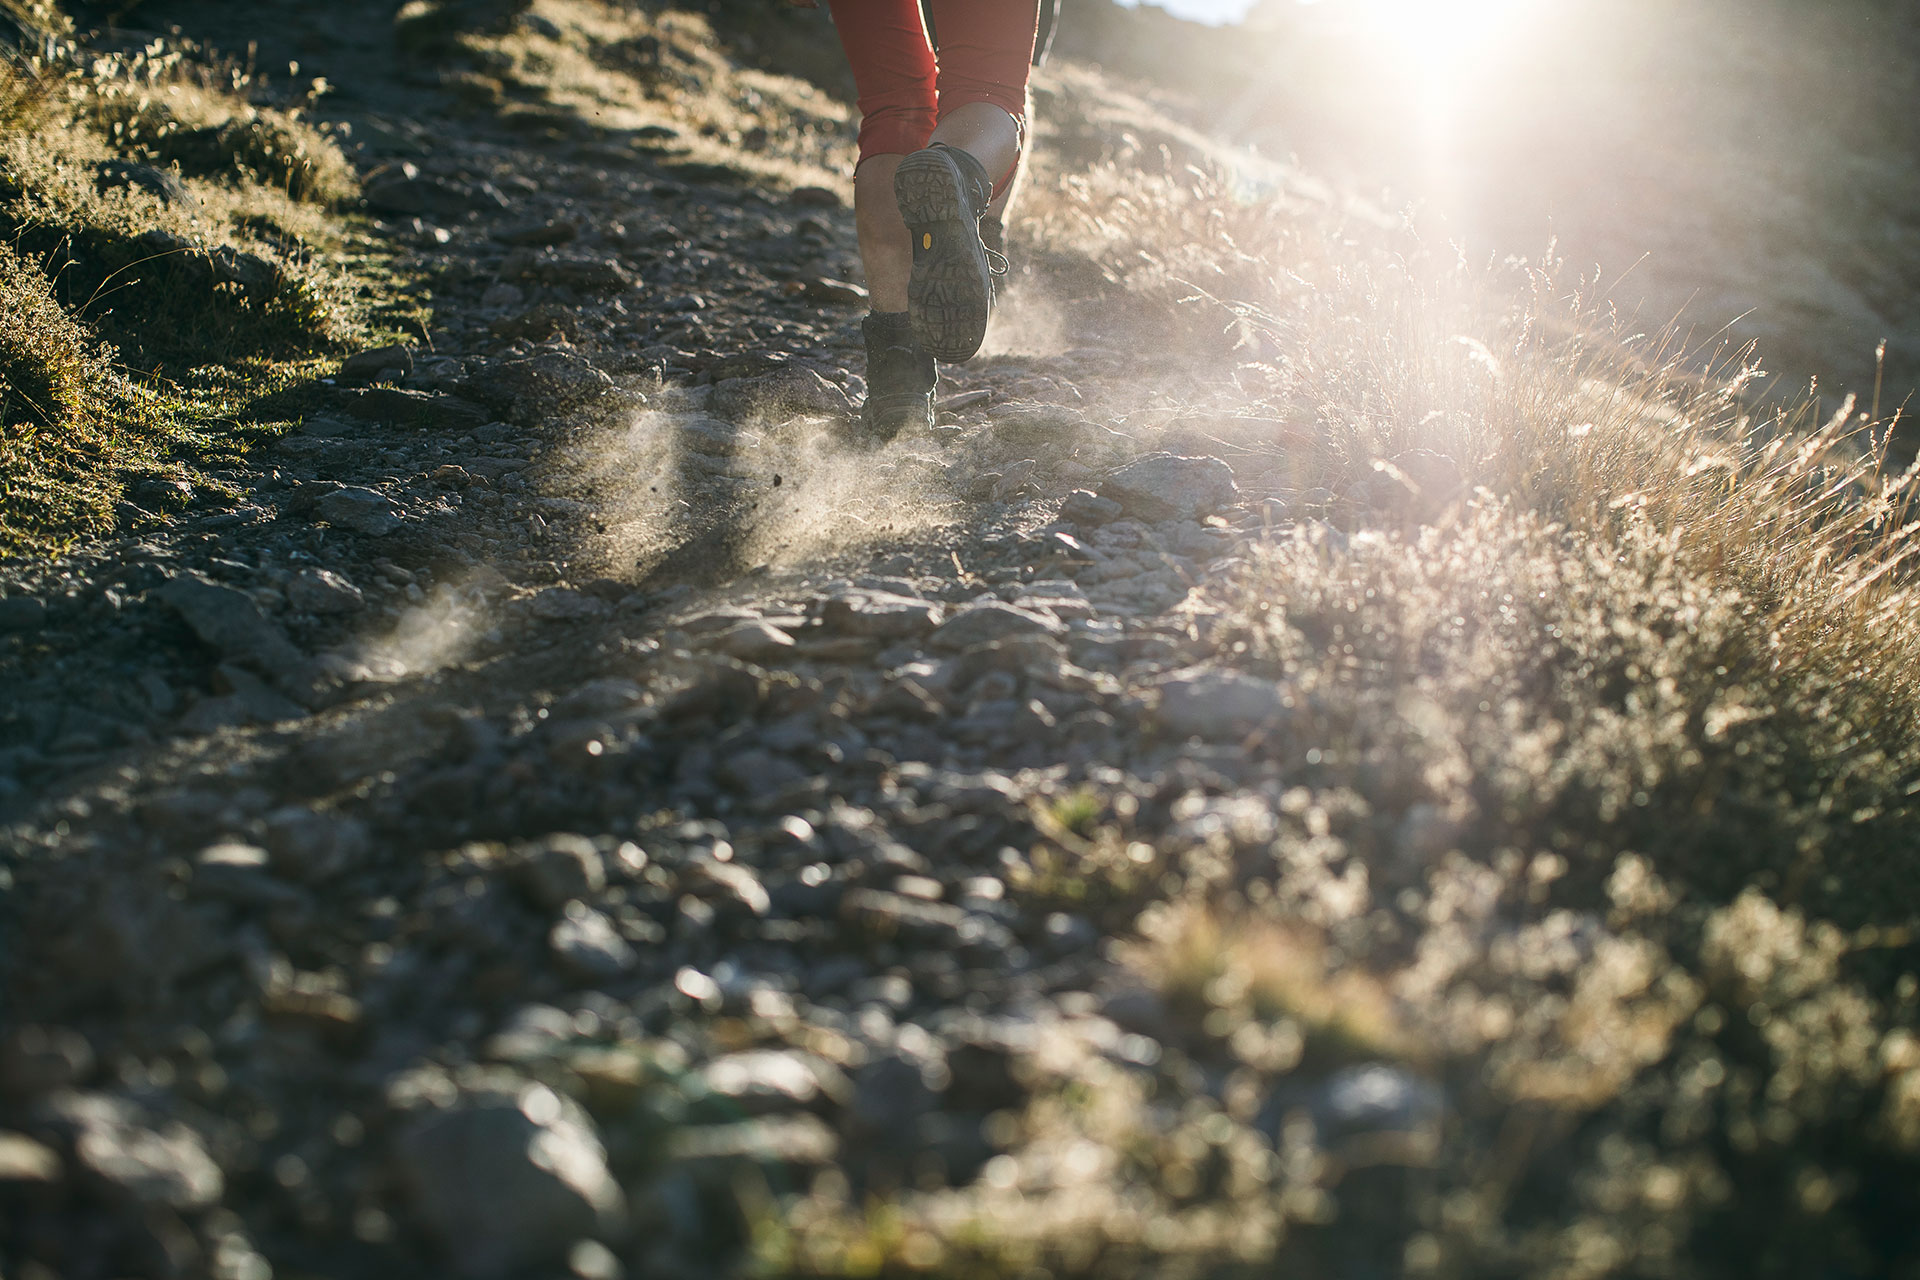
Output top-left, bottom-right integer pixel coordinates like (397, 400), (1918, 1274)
(0, 5), (1353, 1277)
(9, 4), (1920, 1280)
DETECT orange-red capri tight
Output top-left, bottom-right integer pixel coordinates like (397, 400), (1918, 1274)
(826, 0), (1040, 196)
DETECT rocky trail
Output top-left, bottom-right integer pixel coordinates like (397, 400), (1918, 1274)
(11, 3), (1920, 1278)
(0, 5), (1361, 1276)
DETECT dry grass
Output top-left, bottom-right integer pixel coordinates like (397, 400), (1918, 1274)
(751, 73), (1920, 1277)
(0, 242), (125, 549)
(417, 0), (852, 192)
(0, 2), (382, 554)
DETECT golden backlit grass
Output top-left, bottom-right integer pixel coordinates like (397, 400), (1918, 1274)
(762, 110), (1920, 1278)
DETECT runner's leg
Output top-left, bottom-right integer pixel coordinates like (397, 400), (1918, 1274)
(827, 0), (938, 312)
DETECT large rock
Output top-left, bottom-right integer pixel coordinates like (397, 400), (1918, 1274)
(312, 486), (402, 536)
(710, 367), (850, 420)
(94, 159), (194, 208)
(928, 600), (1065, 652)
(696, 1050), (851, 1115)
(549, 903), (639, 981)
(262, 806), (371, 882)
(1153, 668), (1291, 739)
(1100, 453), (1240, 521)
(159, 574), (308, 678)
(0, 1026), (95, 1099)
(286, 567), (366, 615)
(35, 1092), (224, 1211)
(394, 1078), (624, 1278)
(1309, 1063), (1445, 1164)
(817, 589), (943, 639)
(514, 833), (606, 910)
(463, 349), (615, 423)
(1347, 449), (1466, 521)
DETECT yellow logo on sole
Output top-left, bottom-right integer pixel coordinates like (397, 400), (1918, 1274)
(923, 233), (933, 249)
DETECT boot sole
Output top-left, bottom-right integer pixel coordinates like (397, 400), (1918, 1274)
(895, 149), (992, 363)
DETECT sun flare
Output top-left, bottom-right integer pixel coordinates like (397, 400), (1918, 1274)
(1347, 0), (1546, 61)
(1303, 0), (1561, 109)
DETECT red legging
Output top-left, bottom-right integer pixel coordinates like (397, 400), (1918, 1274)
(827, 0), (1040, 196)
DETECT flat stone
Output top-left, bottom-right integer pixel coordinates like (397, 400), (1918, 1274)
(928, 600), (1065, 652)
(549, 903), (638, 982)
(818, 590), (943, 640)
(287, 567), (365, 615)
(339, 343), (416, 382)
(716, 619), (796, 661)
(840, 888), (1014, 956)
(393, 1079), (623, 1277)
(1059, 488), (1123, 527)
(710, 367), (850, 420)
(716, 748), (811, 795)
(342, 386), (489, 428)
(989, 401), (1095, 447)
(1154, 668), (1291, 739)
(504, 250), (633, 292)
(39, 1092), (223, 1211)
(1100, 453), (1240, 522)
(363, 162), (507, 218)
(312, 486), (402, 536)
(790, 185), (841, 208)
(158, 574), (308, 675)
(464, 350), (615, 423)
(493, 218), (578, 246)
(800, 276), (867, 305)
(193, 842), (304, 907)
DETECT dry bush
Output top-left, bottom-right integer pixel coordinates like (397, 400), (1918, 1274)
(825, 91), (1920, 1274)
(0, 242), (127, 550)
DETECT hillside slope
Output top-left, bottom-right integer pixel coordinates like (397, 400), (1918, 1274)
(1056, 0), (1920, 429)
(5, 3), (1920, 1278)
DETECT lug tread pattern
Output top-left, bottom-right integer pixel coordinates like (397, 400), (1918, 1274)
(895, 150), (993, 363)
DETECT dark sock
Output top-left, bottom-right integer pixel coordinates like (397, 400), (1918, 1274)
(866, 310), (912, 342)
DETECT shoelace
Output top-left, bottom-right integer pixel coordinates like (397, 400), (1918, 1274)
(985, 246), (1010, 276)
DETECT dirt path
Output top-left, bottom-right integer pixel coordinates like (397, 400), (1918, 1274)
(0, 4), (1328, 1275)
(14, 4), (1920, 1277)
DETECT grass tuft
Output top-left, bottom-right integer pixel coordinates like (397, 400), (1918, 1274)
(0, 241), (126, 551)
(0, 3), (395, 555)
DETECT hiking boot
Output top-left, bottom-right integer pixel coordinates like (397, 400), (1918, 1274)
(894, 142), (1001, 363)
(857, 310), (935, 444)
